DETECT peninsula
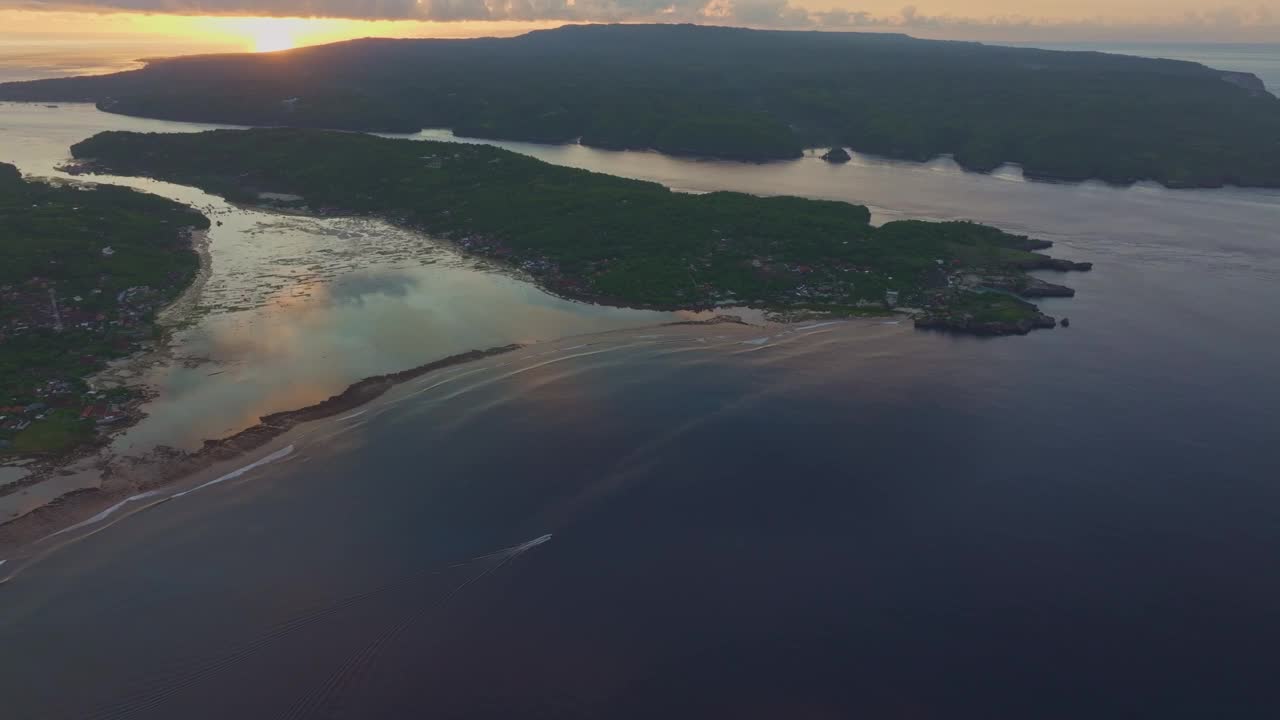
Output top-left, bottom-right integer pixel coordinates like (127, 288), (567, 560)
(0, 163), (209, 457)
(4, 24), (1278, 188)
(70, 128), (1088, 336)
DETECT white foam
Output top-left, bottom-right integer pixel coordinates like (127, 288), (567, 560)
(404, 366), (488, 399)
(171, 444), (294, 499)
(740, 336), (770, 346)
(522, 533), (553, 550)
(503, 348), (615, 377)
(337, 410), (367, 422)
(47, 491), (162, 539)
(795, 321), (844, 331)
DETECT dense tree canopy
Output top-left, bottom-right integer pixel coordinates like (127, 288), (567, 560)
(72, 128), (1079, 331)
(6, 24), (1279, 187)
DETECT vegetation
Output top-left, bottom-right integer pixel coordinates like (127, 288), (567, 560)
(72, 128), (1079, 331)
(914, 289), (1068, 335)
(6, 24), (1280, 186)
(8, 410), (95, 454)
(0, 162), (208, 455)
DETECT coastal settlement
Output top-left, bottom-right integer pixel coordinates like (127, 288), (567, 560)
(71, 128), (1090, 334)
(0, 162), (209, 456)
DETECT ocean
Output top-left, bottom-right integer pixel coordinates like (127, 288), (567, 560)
(3, 314), (1278, 717)
(1019, 42), (1280, 92)
(0, 60), (1279, 719)
(0, 39), (233, 83)
(1, 37), (1276, 92)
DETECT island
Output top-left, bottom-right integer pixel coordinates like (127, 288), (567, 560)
(70, 128), (1089, 337)
(4, 24), (1278, 188)
(821, 148), (852, 164)
(0, 162), (209, 457)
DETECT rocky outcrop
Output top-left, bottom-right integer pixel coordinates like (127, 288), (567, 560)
(1017, 257), (1093, 272)
(821, 147), (851, 163)
(1013, 238), (1055, 251)
(1017, 277), (1076, 298)
(914, 313), (1056, 336)
(0, 162), (20, 185)
(664, 314), (749, 327)
(974, 275), (1076, 298)
(1221, 71), (1272, 98)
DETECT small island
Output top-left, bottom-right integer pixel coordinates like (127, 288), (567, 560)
(0, 163), (209, 457)
(821, 147), (852, 163)
(71, 128), (1088, 337)
(70, 129), (1090, 335)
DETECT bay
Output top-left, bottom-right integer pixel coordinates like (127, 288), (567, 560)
(1, 100), (1279, 717)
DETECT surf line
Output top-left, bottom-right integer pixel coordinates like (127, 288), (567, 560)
(46, 491), (163, 539)
(171, 444), (295, 499)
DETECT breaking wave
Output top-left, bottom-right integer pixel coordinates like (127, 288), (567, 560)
(47, 491), (163, 539)
(170, 444), (295, 500)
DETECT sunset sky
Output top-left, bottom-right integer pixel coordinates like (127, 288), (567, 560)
(0, 0), (1276, 69)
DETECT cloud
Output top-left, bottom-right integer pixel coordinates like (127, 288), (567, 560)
(813, 9), (882, 27)
(7, 0), (1280, 41)
(1181, 4), (1275, 27)
(728, 0), (812, 26)
(13, 0), (736, 21)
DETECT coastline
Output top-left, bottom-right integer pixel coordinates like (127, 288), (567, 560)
(0, 170), (788, 557)
(0, 230), (212, 501)
(0, 128), (1081, 559)
(0, 342), (524, 558)
(66, 135), (1087, 338)
(0, 314), (760, 562)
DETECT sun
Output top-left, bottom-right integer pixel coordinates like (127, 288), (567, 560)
(243, 20), (298, 52)
(252, 30), (296, 53)
(211, 18), (309, 52)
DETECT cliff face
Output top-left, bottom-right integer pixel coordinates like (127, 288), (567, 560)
(1221, 71), (1273, 98)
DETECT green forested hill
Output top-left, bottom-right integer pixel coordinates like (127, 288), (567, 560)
(72, 128), (1086, 335)
(4, 24), (1279, 187)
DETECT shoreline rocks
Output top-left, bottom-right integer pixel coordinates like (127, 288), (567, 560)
(1018, 277), (1076, 298)
(820, 147), (851, 163)
(1018, 257), (1094, 272)
(914, 312), (1057, 336)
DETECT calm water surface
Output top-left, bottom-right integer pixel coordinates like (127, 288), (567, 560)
(0, 104), (708, 516)
(0, 38), (237, 83)
(1, 102), (1279, 717)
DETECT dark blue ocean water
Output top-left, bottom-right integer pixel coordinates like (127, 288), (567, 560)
(1, 86), (1280, 717)
(2, 309), (1278, 718)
